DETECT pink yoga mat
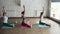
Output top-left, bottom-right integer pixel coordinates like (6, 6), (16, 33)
(21, 26), (27, 29)
(20, 21), (32, 29)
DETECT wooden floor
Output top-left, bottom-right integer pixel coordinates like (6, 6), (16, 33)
(0, 18), (60, 34)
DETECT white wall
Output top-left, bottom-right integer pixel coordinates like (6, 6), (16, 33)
(0, 0), (49, 17)
(21, 0), (49, 17)
(46, 0), (51, 17)
(52, 0), (60, 2)
(0, 0), (3, 17)
(0, 0), (22, 17)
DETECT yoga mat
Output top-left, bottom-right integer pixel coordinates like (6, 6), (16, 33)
(3, 22), (15, 27)
(21, 25), (32, 29)
(2, 22), (15, 29)
(37, 24), (49, 28)
(21, 26), (27, 29)
(35, 24), (49, 28)
(2, 26), (12, 29)
(36, 21), (49, 28)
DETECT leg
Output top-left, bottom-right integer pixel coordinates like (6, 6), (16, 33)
(26, 24), (31, 28)
(39, 21), (46, 25)
(3, 23), (13, 27)
(44, 23), (50, 26)
(39, 12), (43, 24)
(21, 22), (31, 28)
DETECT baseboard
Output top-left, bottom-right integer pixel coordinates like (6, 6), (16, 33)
(44, 16), (60, 24)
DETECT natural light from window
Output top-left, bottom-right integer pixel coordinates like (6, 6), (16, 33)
(50, 2), (60, 20)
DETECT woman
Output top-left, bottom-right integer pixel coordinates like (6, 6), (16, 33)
(21, 5), (31, 28)
(3, 6), (13, 27)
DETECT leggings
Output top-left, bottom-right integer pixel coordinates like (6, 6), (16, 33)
(3, 23), (13, 27)
(21, 22), (31, 28)
(39, 21), (50, 26)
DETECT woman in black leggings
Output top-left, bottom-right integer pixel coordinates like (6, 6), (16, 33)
(21, 5), (31, 28)
(39, 7), (50, 27)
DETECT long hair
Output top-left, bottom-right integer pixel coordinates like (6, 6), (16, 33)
(3, 11), (7, 16)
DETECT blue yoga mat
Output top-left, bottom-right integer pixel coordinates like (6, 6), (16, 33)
(2, 26), (12, 29)
(2, 22), (15, 29)
(36, 21), (49, 28)
(37, 24), (49, 28)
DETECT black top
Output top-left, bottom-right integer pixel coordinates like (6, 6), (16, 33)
(21, 11), (24, 14)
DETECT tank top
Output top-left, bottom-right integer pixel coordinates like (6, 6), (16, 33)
(3, 16), (8, 23)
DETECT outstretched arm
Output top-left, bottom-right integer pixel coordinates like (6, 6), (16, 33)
(23, 5), (25, 15)
(22, 5), (25, 18)
(40, 7), (44, 18)
(39, 7), (44, 22)
(2, 6), (7, 16)
(21, 5), (26, 23)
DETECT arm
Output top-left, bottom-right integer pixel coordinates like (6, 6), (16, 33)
(23, 5), (25, 15)
(39, 7), (44, 22)
(22, 5), (26, 23)
(40, 7), (44, 18)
